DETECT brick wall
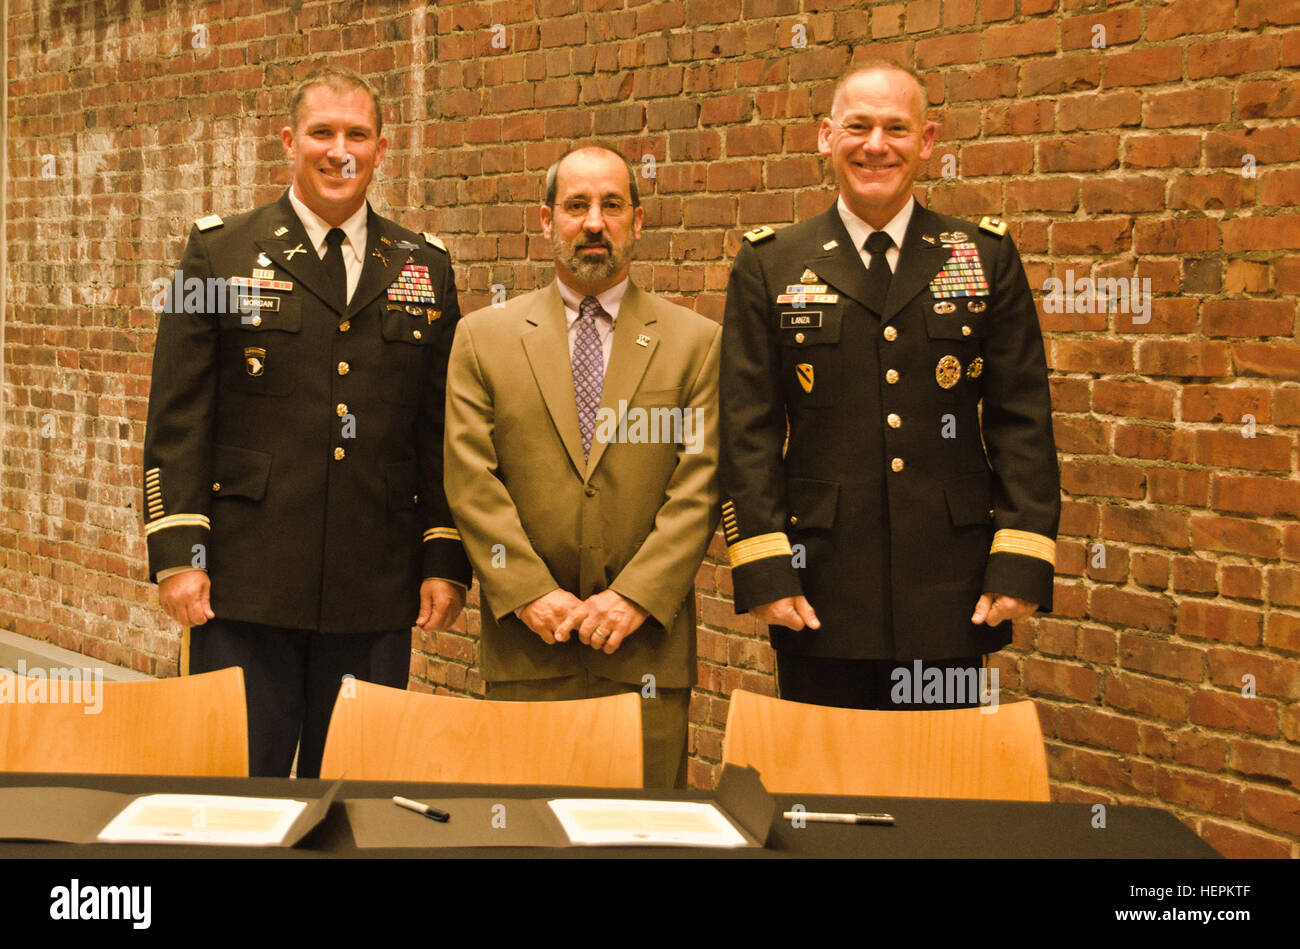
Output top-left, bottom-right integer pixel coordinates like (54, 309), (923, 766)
(1, 0), (1297, 856)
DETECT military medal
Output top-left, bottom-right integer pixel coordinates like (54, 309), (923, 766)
(229, 276), (293, 292)
(936, 355), (962, 389)
(776, 293), (838, 304)
(928, 242), (989, 298)
(387, 262), (436, 304)
(785, 284), (828, 294)
(967, 356), (984, 380)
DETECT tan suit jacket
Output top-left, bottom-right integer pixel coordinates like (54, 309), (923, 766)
(445, 280), (720, 689)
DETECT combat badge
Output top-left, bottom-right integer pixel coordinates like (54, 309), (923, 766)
(967, 299), (987, 313)
(796, 363), (814, 393)
(933, 301), (956, 314)
(245, 347), (266, 377)
(936, 355), (962, 389)
(939, 231), (968, 244)
(967, 357), (984, 380)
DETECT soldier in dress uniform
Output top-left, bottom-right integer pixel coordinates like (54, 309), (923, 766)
(143, 67), (470, 775)
(719, 60), (1060, 710)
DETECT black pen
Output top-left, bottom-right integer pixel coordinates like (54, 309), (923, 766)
(393, 795), (451, 822)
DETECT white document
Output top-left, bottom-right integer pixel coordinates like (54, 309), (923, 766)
(97, 793), (307, 846)
(547, 798), (749, 847)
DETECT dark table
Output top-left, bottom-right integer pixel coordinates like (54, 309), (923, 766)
(0, 772), (1220, 858)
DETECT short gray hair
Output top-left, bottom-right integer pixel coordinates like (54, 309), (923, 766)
(544, 144), (641, 208)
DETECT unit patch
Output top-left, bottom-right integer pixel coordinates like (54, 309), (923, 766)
(245, 347), (267, 377)
(796, 363), (814, 393)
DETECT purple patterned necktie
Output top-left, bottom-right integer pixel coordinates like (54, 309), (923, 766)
(573, 295), (607, 461)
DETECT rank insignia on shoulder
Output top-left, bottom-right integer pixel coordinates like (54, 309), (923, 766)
(422, 232), (448, 253)
(979, 216), (1008, 237)
(796, 363), (814, 393)
(744, 225), (775, 244)
(195, 214), (223, 232)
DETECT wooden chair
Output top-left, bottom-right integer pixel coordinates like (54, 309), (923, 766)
(721, 689), (1050, 801)
(0, 666), (248, 776)
(319, 679), (643, 787)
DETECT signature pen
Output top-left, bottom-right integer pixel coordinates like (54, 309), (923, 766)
(393, 795), (451, 822)
(782, 810), (894, 825)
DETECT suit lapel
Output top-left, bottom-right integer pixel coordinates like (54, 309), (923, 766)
(254, 193), (341, 314)
(585, 283), (657, 478)
(802, 208), (877, 313)
(522, 283), (587, 477)
(347, 210), (415, 321)
(881, 203), (953, 323)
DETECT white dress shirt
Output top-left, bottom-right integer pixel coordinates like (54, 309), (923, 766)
(556, 275), (629, 372)
(836, 195), (915, 274)
(288, 187), (368, 304)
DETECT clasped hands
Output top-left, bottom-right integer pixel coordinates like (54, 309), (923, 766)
(519, 588), (648, 654)
(751, 591), (1038, 629)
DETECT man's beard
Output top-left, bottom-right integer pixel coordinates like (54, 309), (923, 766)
(553, 231), (635, 282)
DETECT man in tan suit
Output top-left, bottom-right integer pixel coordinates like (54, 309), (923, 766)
(444, 145), (720, 787)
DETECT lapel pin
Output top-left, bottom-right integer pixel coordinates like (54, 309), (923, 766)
(922, 234), (936, 245)
(372, 248), (389, 267)
(273, 226), (288, 237)
(822, 240), (838, 251)
(636, 334), (651, 347)
(800, 268), (818, 282)
(284, 243), (306, 260)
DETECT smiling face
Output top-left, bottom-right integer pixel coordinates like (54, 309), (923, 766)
(281, 84), (388, 226)
(540, 148), (644, 296)
(818, 67), (936, 229)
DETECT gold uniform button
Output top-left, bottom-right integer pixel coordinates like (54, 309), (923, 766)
(211, 482), (221, 492)
(250, 315), (263, 327)
(789, 515), (799, 527)
(336, 403), (348, 417)
(412, 329), (423, 340)
(887, 413), (901, 429)
(891, 457), (904, 472)
(337, 361), (350, 376)
(339, 321), (351, 333)
(885, 369), (899, 384)
(988, 509), (996, 519)
(333, 447), (346, 461)
(795, 332), (805, 343)
(961, 324), (972, 337)
(883, 326), (898, 341)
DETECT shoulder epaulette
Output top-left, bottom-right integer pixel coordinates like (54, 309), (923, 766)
(743, 225), (775, 244)
(978, 216), (1008, 237)
(195, 214), (224, 232)
(423, 232), (448, 253)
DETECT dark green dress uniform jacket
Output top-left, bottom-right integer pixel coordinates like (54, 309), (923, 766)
(719, 201), (1060, 660)
(143, 192), (471, 633)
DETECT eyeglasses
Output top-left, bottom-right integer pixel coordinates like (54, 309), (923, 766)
(559, 198), (631, 217)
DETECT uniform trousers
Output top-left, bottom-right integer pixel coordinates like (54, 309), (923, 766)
(189, 618), (409, 778)
(486, 671), (691, 789)
(776, 653), (989, 711)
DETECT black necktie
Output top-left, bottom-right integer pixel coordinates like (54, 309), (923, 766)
(324, 227), (347, 311)
(864, 231), (893, 312)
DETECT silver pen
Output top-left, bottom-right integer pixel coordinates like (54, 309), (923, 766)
(783, 810), (895, 825)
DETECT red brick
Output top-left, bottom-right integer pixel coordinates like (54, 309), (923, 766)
(1224, 259), (1273, 292)
(1181, 386), (1271, 424)
(1020, 55), (1100, 96)
(1119, 632), (1204, 681)
(1168, 174), (1251, 211)
(1132, 218), (1219, 254)
(1219, 564), (1263, 601)
(1239, 0), (1300, 28)
(1091, 587), (1177, 634)
(981, 20), (1057, 59)
(1092, 380), (1176, 420)
(1038, 135), (1120, 172)
(1209, 649), (1300, 700)
(1058, 91), (1142, 132)
(1207, 127), (1300, 167)
(1239, 80), (1300, 119)
(1148, 469), (1210, 507)
(961, 141), (1034, 177)
(1243, 787), (1300, 837)
(1233, 342), (1300, 380)
(1022, 656), (1099, 702)
(1154, 767), (1242, 817)
(1222, 215), (1300, 251)
(1080, 176), (1166, 213)
(1053, 416), (1110, 455)
(1265, 612), (1300, 654)
(1213, 475), (1300, 517)
(1172, 730), (1229, 771)
(1261, 168), (1300, 206)
(1112, 422), (1196, 463)
(1104, 670), (1189, 721)
(1199, 820), (1292, 859)
(1177, 600), (1262, 646)
(1062, 9), (1141, 50)
(1103, 47), (1183, 88)
(1060, 460), (1146, 500)
(1144, 87), (1232, 128)
(1147, 0), (1234, 40)
(1190, 690), (1278, 737)
(1188, 36), (1281, 78)
(1136, 340), (1231, 377)
(1123, 133), (1201, 169)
